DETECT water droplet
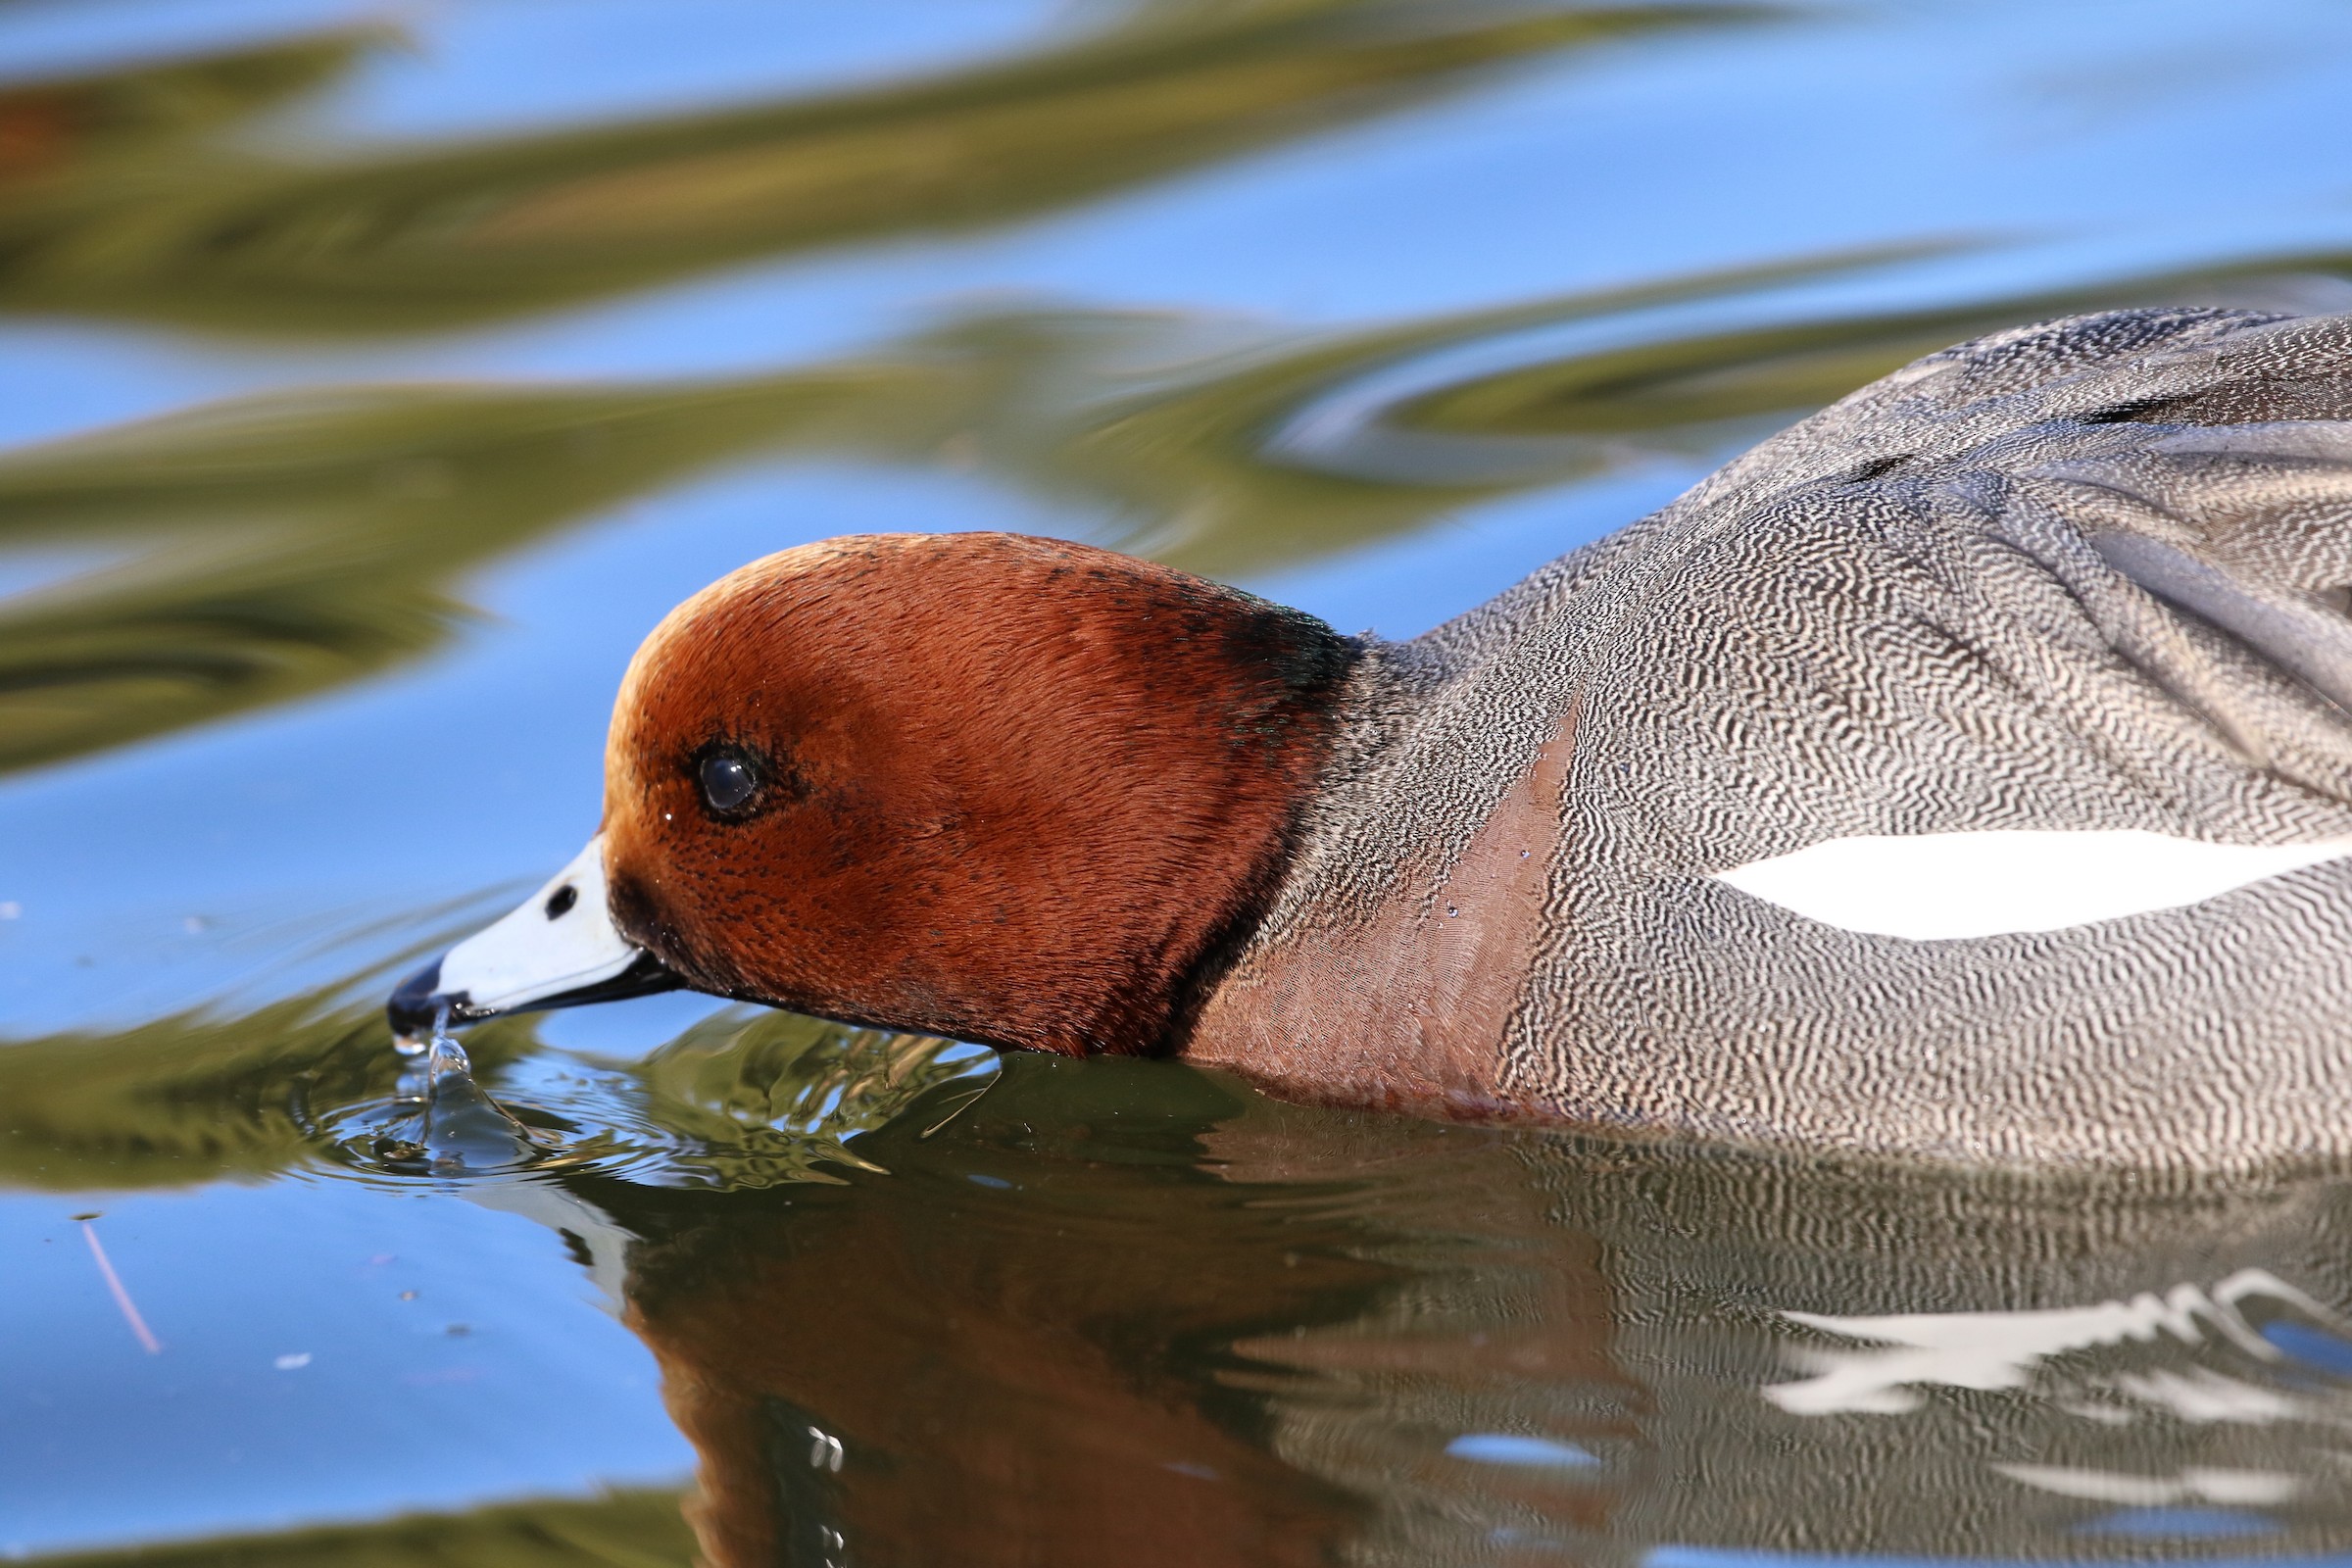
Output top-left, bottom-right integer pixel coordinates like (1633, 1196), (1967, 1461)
(426, 1033), (470, 1084)
(364, 1004), (557, 1177)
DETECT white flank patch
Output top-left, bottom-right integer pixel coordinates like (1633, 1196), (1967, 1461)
(1713, 829), (2352, 941)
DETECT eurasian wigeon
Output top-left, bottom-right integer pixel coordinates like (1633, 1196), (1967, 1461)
(394, 307), (2352, 1168)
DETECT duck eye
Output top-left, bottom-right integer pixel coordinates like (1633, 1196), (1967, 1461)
(698, 750), (760, 815)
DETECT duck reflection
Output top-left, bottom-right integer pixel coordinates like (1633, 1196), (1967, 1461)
(9, 999), (2352, 1565)
(573, 1059), (1469, 1567)
(555, 1052), (2352, 1568)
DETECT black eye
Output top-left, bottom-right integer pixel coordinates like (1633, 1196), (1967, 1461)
(698, 749), (760, 816)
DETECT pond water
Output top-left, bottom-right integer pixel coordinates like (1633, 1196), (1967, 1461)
(5, 1), (2352, 1563)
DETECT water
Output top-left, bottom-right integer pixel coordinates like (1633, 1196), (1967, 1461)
(362, 1004), (550, 1177)
(6, 0), (2352, 1563)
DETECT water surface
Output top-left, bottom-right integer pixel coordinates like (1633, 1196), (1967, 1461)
(6, 1), (2352, 1563)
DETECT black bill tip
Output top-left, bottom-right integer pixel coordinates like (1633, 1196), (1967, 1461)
(387, 957), (454, 1039)
(385, 950), (684, 1040)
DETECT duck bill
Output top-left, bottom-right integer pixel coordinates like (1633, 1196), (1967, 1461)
(387, 834), (681, 1038)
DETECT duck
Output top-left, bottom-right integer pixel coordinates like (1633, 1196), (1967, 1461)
(392, 305), (2352, 1170)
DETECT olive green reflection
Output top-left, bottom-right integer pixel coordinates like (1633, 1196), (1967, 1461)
(0, 254), (1872, 779)
(6, 246), (2349, 780)
(0, 977), (540, 1190)
(0, 3), (1746, 336)
(0, 975), (990, 1192)
(25, 1489), (695, 1568)
(592, 1004), (995, 1188)
(1392, 263), (2352, 442)
(0, 25), (377, 168)
(0, 363), (964, 775)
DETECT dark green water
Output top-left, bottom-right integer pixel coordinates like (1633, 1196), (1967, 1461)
(7, 1), (2352, 1563)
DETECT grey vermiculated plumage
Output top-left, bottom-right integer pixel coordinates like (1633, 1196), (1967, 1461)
(1247, 307), (2352, 1170)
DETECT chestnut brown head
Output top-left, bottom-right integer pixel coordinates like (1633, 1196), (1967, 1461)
(390, 533), (1358, 1054)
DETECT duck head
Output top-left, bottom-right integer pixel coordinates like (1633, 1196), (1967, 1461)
(389, 532), (1360, 1054)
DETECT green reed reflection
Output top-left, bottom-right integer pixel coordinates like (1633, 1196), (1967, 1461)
(0, 25), (378, 172)
(0, 976), (540, 1191)
(1390, 263), (2352, 441)
(5, 245), (2348, 780)
(0, 273), (1715, 778)
(0, 365), (963, 775)
(605, 1007), (996, 1188)
(0, 968), (990, 1193)
(0, 2), (1746, 335)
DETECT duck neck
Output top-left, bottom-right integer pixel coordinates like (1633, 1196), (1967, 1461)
(1046, 614), (1381, 1057)
(1158, 637), (1430, 1051)
(1172, 635), (1532, 1118)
